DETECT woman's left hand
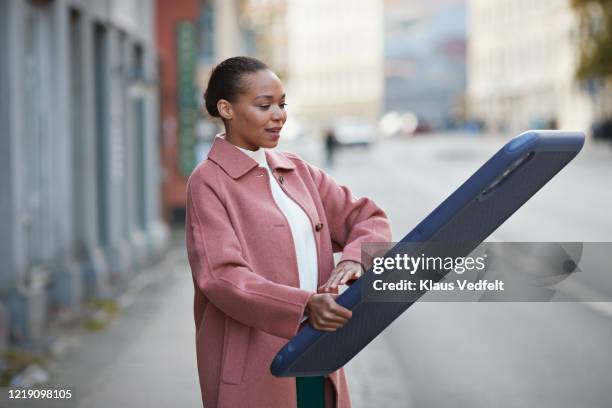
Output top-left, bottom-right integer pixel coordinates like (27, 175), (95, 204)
(321, 260), (365, 292)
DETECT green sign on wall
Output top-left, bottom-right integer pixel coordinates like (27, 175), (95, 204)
(177, 21), (198, 176)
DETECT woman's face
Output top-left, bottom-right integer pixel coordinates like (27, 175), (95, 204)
(221, 69), (287, 151)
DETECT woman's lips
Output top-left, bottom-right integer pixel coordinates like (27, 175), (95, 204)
(266, 128), (282, 140)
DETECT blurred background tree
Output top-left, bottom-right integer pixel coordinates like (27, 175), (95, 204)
(572, 0), (612, 80)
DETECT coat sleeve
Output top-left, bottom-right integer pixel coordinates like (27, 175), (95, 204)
(185, 171), (314, 340)
(306, 162), (393, 265)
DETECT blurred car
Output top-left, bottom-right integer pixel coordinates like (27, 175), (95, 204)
(592, 118), (612, 142)
(331, 117), (379, 147)
(414, 119), (432, 134)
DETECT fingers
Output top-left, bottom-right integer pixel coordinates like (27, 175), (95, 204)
(311, 321), (344, 331)
(327, 295), (352, 319)
(307, 294), (353, 331)
(313, 312), (348, 327)
(340, 268), (362, 285)
(310, 312), (349, 331)
(329, 269), (347, 289)
(322, 265), (349, 291)
(322, 262), (364, 291)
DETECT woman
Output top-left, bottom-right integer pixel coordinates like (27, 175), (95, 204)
(185, 56), (392, 408)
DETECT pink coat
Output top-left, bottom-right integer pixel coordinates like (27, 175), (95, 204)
(185, 136), (392, 408)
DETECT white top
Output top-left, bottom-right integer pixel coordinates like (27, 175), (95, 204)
(233, 142), (319, 293)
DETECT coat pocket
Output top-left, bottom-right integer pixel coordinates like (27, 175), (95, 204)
(221, 317), (251, 385)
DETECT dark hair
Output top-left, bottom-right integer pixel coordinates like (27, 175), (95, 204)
(204, 56), (269, 117)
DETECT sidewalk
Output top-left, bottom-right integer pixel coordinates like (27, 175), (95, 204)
(1, 230), (408, 408)
(1, 236), (201, 408)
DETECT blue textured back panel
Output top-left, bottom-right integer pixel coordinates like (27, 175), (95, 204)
(271, 131), (584, 377)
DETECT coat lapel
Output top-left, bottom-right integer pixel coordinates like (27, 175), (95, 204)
(206, 135), (259, 179)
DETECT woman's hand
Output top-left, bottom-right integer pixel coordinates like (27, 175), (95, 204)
(321, 260), (364, 292)
(305, 293), (353, 331)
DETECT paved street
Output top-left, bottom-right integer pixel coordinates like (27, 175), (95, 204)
(4, 133), (611, 408)
(322, 134), (612, 408)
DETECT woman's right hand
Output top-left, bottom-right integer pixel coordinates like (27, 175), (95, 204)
(305, 294), (353, 331)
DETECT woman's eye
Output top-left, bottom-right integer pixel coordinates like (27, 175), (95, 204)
(258, 103), (287, 110)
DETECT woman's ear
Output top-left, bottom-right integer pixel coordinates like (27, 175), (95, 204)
(217, 99), (233, 120)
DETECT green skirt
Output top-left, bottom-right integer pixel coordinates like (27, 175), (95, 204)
(296, 376), (326, 408)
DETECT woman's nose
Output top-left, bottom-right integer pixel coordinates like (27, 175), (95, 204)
(271, 105), (284, 120)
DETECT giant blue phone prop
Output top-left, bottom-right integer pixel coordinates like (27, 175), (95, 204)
(270, 130), (585, 377)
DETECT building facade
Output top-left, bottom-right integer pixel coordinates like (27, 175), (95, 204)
(286, 0), (384, 127)
(467, 0), (595, 134)
(158, 0), (244, 223)
(0, 0), (168, 348)
(241, 0), (289, 79)
(384, 0), (467, 130)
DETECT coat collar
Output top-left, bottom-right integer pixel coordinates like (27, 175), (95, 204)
(207, 134), (296, 179)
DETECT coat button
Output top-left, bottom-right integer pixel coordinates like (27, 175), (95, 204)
(278, 175), (284, 184)
(315, 223), (323, 232)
